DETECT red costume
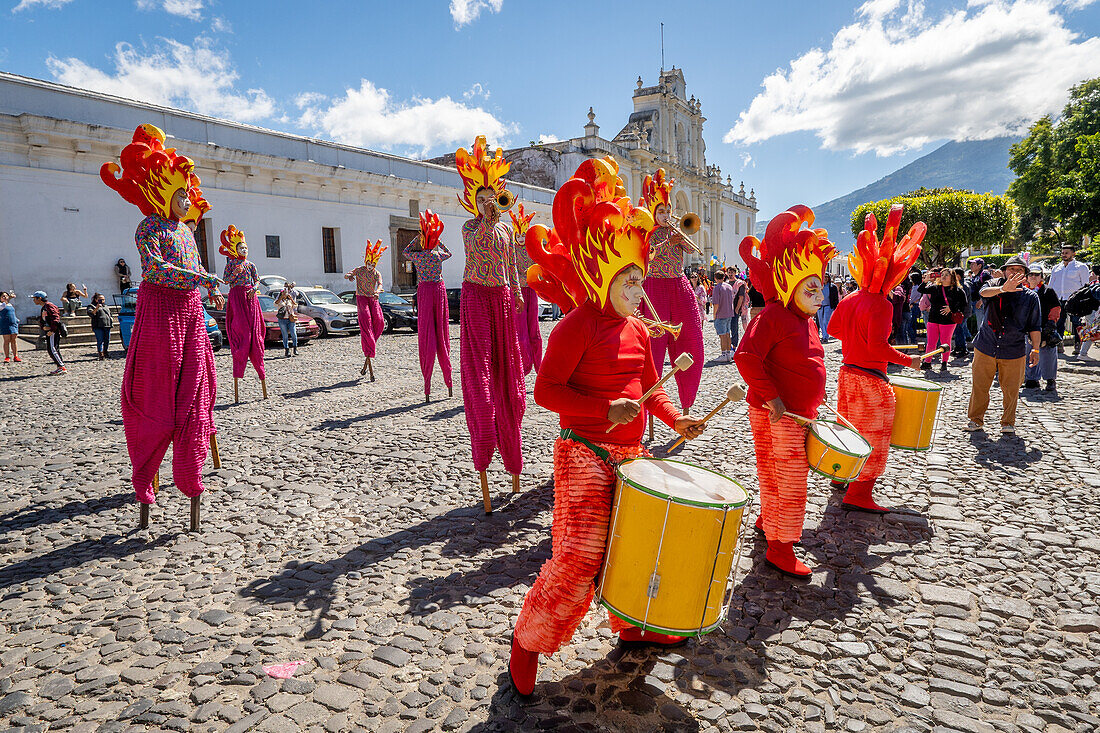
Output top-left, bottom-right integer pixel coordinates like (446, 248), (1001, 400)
(734, 206), (836, 577)
(828, 205), (926, 512)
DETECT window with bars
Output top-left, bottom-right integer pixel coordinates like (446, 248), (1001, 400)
(266, 235), (281, 259)
(193, 219), (210, 271)
(322, 228), (338, 273)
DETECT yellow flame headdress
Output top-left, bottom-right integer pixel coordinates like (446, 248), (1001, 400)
(739, 205), (837, 308)
(454, 135), (510, 217)
(509, 204), (535, 240)
(364, 239), (387, 266)
(219, 225), (246, 259)
(849, 204), (926, 295)
(640, 168), (674, 220)
(100, 123), (210, 222)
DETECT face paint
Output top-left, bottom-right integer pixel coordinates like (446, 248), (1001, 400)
(792, 276), (825, 317)
(609, 266), (645, 318)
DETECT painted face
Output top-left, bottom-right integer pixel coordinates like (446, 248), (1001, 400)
(654, 204), (670, 227)
(169, 188), (190, 219)
(792, 276), (824, 317)
(609, 265), (645, 318)
(238, 242), (248, 258)
(475, 188), (496, 218)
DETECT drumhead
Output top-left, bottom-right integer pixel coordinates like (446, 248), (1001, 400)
(617, 458), (748, 508)
(810, 421), (871, 455)
(889, 375), (943, 392)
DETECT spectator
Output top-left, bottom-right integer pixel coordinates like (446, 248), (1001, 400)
(86, 292), (114, 360)
(965, 257), (991, 334)
(951, 266), (972, 357)
(965, 256), (1040, 435)
(817, 273), (839, 343)
(690, 273), (707, 325)
(709, 270), (736, 362)
(1023, 265), (1061, 391)
(32, 290), (66, 375)
(1078, 265), (1100, 360)
(747, 278), (765, 319)
(918, 268), (966, 373)
(906, 270), (922, 344)
(116, 258), (133, 293)
(889, 284), (906, 344)
(1, 290), (19, 363)
(275, 282), (299, 357)
(1050, 243), (1091, 356)
(729, 273), (747, 346)
(918, 270), (932, 331)
(61, 283), (87, 316)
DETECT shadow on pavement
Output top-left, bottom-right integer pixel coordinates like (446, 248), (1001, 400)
(0, 531), (179, 591)
(0, 492), (131, 537)
(280, 379), (361, 400)
(316, 400), (427, 431)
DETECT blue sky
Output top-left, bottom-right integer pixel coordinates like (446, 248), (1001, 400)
(3, 0), (1099, 227)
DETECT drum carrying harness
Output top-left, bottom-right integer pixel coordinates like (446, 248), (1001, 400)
(560, 429), (616, 466)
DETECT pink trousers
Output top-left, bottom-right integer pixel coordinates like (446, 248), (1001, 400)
(515, 286), (543, 375)
(122, 283), (216, 504)
(642, 275), (704, 411)
(357, 295), (384, 359)
(837, 368), (895, 483)
(225, 285), (266, 380)
(459, 282), (525, 474)
(926, 322), (955, 364)
(417, 280), (453, 395)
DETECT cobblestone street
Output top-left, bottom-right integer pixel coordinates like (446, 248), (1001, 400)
(2, 324), (1100, 733)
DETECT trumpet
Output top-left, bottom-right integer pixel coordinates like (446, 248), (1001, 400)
(494, 189), (517, 212)
(636, 288), (683, 338)
(669, 211), (702, 253)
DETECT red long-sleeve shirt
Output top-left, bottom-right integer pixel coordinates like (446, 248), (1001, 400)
(534, 301), (680, 445)
(734, 302), (826, 419)
(828, 290), (911, 373)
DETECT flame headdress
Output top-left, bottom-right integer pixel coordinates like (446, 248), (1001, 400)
(101, 124), (210, 222)
(739, 205), (837, 308)
(640, 168), (674, 220)
(364, 239), (387, 267)
(418, 210), (444, 250)
(454, 135), (510, 217)
(849, 204), (926, 295)
(525, 157), (654, 312)
(509, 204), (535, 240)
(219, 225), (246, 259)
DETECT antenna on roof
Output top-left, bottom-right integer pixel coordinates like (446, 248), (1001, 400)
(660, 22), (665, 72)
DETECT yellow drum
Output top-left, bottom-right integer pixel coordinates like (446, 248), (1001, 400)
(890, 375), (942, 450)
(806, 421), (871, 484)
(597, 459), (749, 637)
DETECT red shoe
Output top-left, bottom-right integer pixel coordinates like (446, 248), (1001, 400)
(842, 480), (889, 514)
(765, 540), (812, 578)
(509, 633), (538, 696)
(12, 357), (21, 362)
(3, 357), (8, 363)
(754, 515), (764, 536)
(617, 627), (688, 647)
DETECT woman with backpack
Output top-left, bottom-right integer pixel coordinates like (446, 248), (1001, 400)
(87, 292), (114, 360)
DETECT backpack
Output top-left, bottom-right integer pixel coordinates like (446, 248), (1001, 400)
(1065, 283), (1100, 317)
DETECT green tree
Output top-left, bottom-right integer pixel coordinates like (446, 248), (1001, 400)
(851, 189), (1017, 267)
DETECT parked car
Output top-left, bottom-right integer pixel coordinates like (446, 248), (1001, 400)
(538, 300), (553, 320)
(279, 287), (358, 337)
(203, 295), (320, 346)
(115, 287), (221, 352)
(257, 275), (289, 294)
(338, 291), (417, 332)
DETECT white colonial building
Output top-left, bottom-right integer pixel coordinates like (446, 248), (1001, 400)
(0, 72), (555, 322)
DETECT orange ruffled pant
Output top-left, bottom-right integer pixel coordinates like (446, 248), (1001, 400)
(748, 405), (810, 543)
(836, 368), (895, 483)
(514, 437), (643, 655)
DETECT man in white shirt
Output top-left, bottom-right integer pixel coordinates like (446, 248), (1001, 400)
(1049, 244), (1092, 355)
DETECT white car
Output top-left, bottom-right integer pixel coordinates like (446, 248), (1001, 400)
(284, 287), (359, 337)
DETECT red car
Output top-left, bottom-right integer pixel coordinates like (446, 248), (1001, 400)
(204, 295), (319, 346)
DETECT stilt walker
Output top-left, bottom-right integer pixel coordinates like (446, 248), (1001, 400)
(509, 156), (706, 695)
(454, 136), (526, 510)
(403, 210), (453, 400)
(734, 205), (837, 577)
(828, 205), (927, 512)
(509, 205), (543, 375)
(220, 226), (267, 402)
(101, 124), (222, 530)
(638, 169), (704, 412)
(345, 240), (386, 381)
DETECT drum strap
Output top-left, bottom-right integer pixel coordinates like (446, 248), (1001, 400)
(559, 429), (615, 466)
(841, 364), (888, 382)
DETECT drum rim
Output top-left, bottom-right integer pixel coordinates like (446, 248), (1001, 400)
(808, 420), (872, 457)
(598, 599), (722, 637)
(889, 375), (944, 392)
(615, 457), (749, 509)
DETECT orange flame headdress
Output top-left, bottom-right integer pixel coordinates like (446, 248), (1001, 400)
(101, 124), (210, 222)
(454, 135), (510, 217)
(509, 204), (535, 240)
(640, 168), (674, 219)
(418, 210), (444, 250)
(219, 226), (246, 259)
(525, 157), (653, 312)
(849, 204), (926, 295)
(739, 205), (837, 308)
(364, 239), (386, 267)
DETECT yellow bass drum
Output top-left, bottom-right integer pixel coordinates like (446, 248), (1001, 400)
(889, 375), (943, 450)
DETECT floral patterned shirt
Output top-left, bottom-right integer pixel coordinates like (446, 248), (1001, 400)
(348, 266), (382, 298)
(646, 226), (692, 279)
(223, 258), (258, 290)
(402, 241), (451, 283)
(135, 213), (219, 293)
(461, 217), (521, 290)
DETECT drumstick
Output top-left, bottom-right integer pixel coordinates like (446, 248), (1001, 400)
(896, 344), (919, 350)
(922, 346), (947, 361)
(668, 384), (746, 451)
(605, 353), (694, 432)
(782, 411), (813, 426)
(820, 400), (860, 433)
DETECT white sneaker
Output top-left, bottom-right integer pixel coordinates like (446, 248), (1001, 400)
(1001, 425), (1015, 435)
(963, 420), (983, 432)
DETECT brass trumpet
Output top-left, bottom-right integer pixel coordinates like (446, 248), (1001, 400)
(494, 189), (517, 212)
(636, 288), (683, 338)
(669, 211), (702, 253)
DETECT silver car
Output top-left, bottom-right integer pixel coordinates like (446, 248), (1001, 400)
(286, 287), (359, 337)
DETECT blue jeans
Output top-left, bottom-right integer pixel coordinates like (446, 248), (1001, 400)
(953, 318), (970, 351)
(817, 305), (833, 341)
(1056, 302), (1083, 349)
(93, 326), (110, 353)
(905, 304), (920, 344)
(278, 318), (297, 349)
(1024, 335), (1057, 381)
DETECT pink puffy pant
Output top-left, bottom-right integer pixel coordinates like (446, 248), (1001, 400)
(225, 285), (266, 380)
(417, 280), (453, 396)
(515, 286), (543, 375)
(122, 283), (216, 504)
(459, 281), (525, 474)
(357, 294), (384, 359)
(642, 275), (704, 411)
(926, 322), (955, 364)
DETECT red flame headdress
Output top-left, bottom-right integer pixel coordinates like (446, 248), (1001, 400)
(219, 225), (246, 259)
(640, 168), (674, 219)
(454, 135), (510, 217)
(509, 204), (535, 240)
(418, 210), (444, 250)
(364, 239), (386, 267)
(849, 204), (926, 295)
(739, 205), (837, 308)
(101, 124), (210, 222)
(525, 157), (653, 312)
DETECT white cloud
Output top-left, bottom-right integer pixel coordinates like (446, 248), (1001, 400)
(449, 0), (503, 27)
(725, 0), (1100, 155)
(463, 82), (489, 100)
(47, 37), (276, 122)
(740, 153), (754, 169)
(1062, 0), (1098, 9)
(537, 133), (561, 144)
(210, 15), (231, 32)
(296, 79), (513, 156)
(136, 0), (204, 20)
(12, 0), (74, 11)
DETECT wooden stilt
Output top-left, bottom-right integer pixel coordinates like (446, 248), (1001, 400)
(512, 473), (521, 494)
(367, 358), (375, 382)
(648, 414), (654, 442)
(480, 471), (491, 514)
(152, 471), (160, 494)
(190, 496), (200, 532)
(448, 385), (453, 398)
(139, 503), (150, 529)
(261, 379), (268, 400)
(210, 434), (221, 469)
(234, 378), (239, 404)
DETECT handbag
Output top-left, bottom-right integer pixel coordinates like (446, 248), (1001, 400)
(943, 286), (965, 324)
(58, 320), (69, 338)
